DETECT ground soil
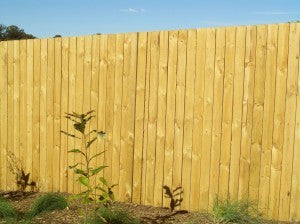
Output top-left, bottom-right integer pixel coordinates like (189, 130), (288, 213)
(0, 191), (298, 224)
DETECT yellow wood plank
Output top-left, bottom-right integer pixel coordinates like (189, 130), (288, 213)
(119, 32), (137, 202)
(219, 27), (236, 200)
(153, 30), (168, 207)
(145, 31), (159, 205)
(290, 22), (300, 221)
(278, 22), (299, 221)
(40, 39), (47, 192)
(46, 38), (55, 192)
(104, 34), (116, 184)
(53, 37), (61, 192)
(190, 28), (206, 210)
(7, 41), (15, 191)
(258, 24), (278, 214)
(228, 26), (246, 200)
(141, 34), (151, 204)
(181, 29), (196, 210)
(173, 30), (187, 191)
(26, 39), (34, 186)
(132, 32), (148, 204)
(163, 30), (178, 207)
(112, 34), (124, 199)
(268, 23), (289, 219)
(67, 37), (77, 193)
(19, 40), (27, 170)
(208, 27), (225, 207)
(89, 35), (100, 190)
(238, 26), (257, 200)
(0, 41), (8, 190)
(199, 28), (216, 210)
(60, 37), (69, 192)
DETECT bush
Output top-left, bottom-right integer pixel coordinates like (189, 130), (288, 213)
(88, 207), (140, 224)
(211, 198), (262, 224)
(27, 193), (68, 217)
(0, 197), (17, 218)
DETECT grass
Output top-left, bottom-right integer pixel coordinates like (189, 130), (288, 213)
(87, 206), (141, 224)
(0, 197), (17, 219)
(211, 198), (262, 224)
(26, 193), (68, 217)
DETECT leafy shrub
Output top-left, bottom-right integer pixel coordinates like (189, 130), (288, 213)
(0, 197), (17, 218)
(87, 207), (140, 224)
(27, 193), (68, 217)
(211, 198), (262, 224)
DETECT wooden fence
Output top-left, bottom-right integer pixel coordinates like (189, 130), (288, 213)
(0, 22), (299, 221)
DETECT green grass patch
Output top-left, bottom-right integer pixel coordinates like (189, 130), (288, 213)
(87, 207), (141, 224)
(0, 197), (17, 219)
(27, 193), (68, 217)
(211, 198), (262, 224)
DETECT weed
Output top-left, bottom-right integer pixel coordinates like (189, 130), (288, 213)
(27, 193), (68, 217)
(163, 185), (183, 212)
(211, 197), (262, 224)
(0, 197), (17, 218)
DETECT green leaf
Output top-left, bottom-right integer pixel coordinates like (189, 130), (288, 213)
(98, 131), (106, 138)
(69, 163), (79, 169)
(78, 176), (90, 187)
(74, 122), (85, 134)
(87, 137), (97, 148)
(74, 168), (88, 177)
(91, 166), (107, 176)
(61, 130), (80, 139)
(96, 186), (107, 193)
(99, 177), (108, 186)
(89, 150), (106, 162)
(68, 149), (85, 156)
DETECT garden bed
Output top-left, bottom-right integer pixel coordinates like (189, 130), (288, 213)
(0, 191), (296, 224)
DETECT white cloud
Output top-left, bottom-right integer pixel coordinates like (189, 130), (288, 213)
(120, 8), (145, 13)
(253, 11), (296, 15)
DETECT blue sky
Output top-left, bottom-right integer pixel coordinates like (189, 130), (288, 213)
(0, 0), (299, 38)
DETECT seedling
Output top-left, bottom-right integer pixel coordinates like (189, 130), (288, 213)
(163, 185), (183, 212)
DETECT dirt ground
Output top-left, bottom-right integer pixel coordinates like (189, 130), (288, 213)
(0, 191), (297, 224)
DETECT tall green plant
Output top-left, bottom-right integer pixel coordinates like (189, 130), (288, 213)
(61, 110), (116, 223)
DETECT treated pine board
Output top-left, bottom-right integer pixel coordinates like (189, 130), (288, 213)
(67, 37), (77, 193)
(46, 38), (55, 192)
(278, 22), (299, 221)
(40, 39), (47, 192)
(89, 35), (100, 190)
(104, 34), (116, 184)
(145, 31), (159, 206)
(97, 34), (108, 189)
(0, 41), (8, 190)
(208, 27), (225, 207)
(26, 39), (34, 186)
(119, 32), (137, 202)
(74, 36), (84, 194)
(7, 41), (15, 191)
(181, 29), (196, 210)
(199, 28), (216, 211)
(60, 37), (69, 192)
(248, 25), (267, 203)
(173, 30), (187, 191)
(132, 32), (148, 204)
(219, 27), (236, 200)
(162, 30), (178, 207)
(228, 26), (246, 200)
(268, 23), (289, 219)
(238, 26), (257, 200)
(112, 34), (124, 199)
(53, 37), (62, 192)
(258, 24), (278, 214)
(290, 22), (300, 221)
(189, 29), (206, 210)
(19, 40), (27, 170)
(141, 34), (151, 204)
(153, 30), (168, 207)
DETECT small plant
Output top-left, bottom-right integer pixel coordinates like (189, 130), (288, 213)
(87, 207), (140, 224)
(0, 197), (17, 218)
(27, 193), (68, 217)
(211, 197), (262, 224)
(61, 110), (115, 223)
(7, 152), (36, 192)
(163, 185), (183, 212)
